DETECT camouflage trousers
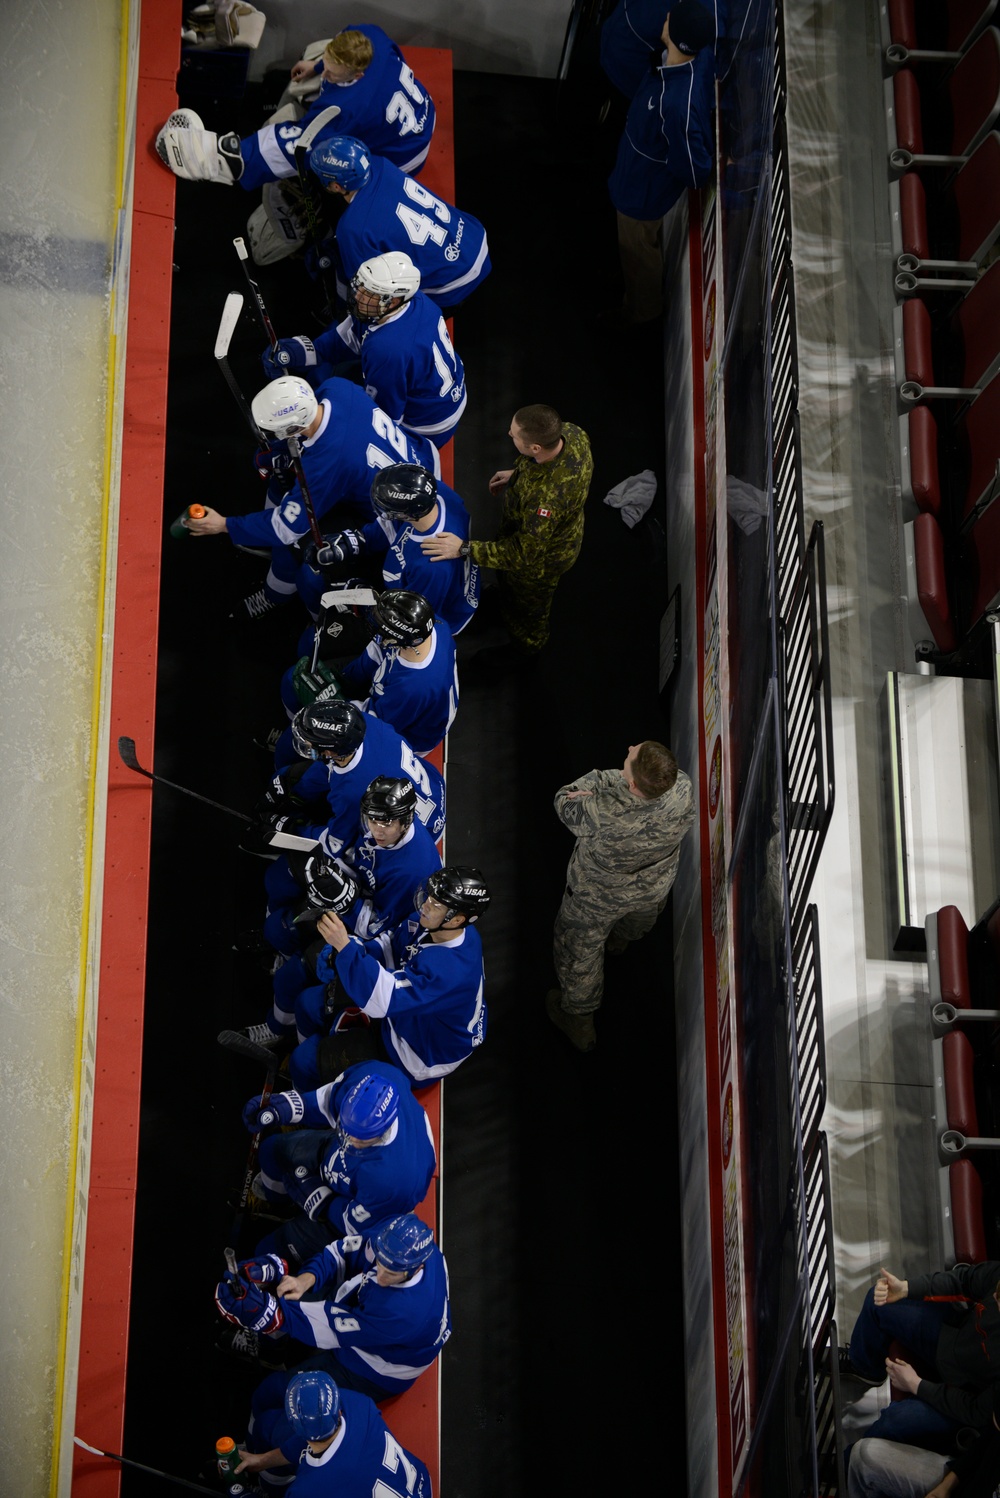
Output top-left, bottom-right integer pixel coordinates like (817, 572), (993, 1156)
(498, 558), (577, 653)
(552, 880), (669, 1014)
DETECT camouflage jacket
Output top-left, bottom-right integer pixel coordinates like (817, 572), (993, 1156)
(470, 423), (593, 575)
(554, 766), (695, 900)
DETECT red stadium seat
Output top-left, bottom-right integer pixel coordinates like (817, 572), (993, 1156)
(949, 1157), (988, 1263)
(900, 258), (1000, 399)
(965, 483), (1000, 621)
(950, 27), (1000, 154)
(888, 0), (997, 53)
(957, 372), (1000, 521)
(943, 1028), (979, 1135)
(890, 30), (1000, 168)
(907, 403), (941, 515)
(937, 905), (973, 1006)
(913, 512), (958, 650)
(897, 134), (1000, 285)
(950, 0), (999, 51)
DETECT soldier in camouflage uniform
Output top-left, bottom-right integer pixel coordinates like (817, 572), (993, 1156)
(420, 404), (593, 653)
(547, 740), (695, 1051)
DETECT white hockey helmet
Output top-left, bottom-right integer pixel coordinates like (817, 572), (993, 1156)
(251, 376), (319, 438)
(349, 252), (421, 321)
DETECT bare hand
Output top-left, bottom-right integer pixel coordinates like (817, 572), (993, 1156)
(874, 1266), (908, 1306)
(276, 1271), (316, 1301)
(290, 59), (319, 82)
(419, 531), (464, 562)
(924, 1474), (959, 1498)
(236, 1447), (286, 1475)
(489, 469), (513, 496)
(886, 1357), (920, 1396)
(317, 909), (351, 950)
(563, 790), (594, 800)
(184, 506), (228, 536)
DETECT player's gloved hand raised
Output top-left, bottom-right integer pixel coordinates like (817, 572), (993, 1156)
(215, 1277), (285, 1335)
(240, 1253), (289, 1286)
(241, 1090), (303, 1132)
(261, 337), (316, 380)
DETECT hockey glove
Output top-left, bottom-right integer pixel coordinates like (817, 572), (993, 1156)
(240, 1253), (289, 1286)
(288, 1168), (334, 1220)
(316, 530), (366, 570)
(261, 336), (316, 380)
(253, 439), (292, 481)
(215, 1278), (285, 1336)
(242, 1089), (304, 1132)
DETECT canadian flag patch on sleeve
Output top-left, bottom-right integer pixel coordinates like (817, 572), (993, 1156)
(536, 506), (552, 518)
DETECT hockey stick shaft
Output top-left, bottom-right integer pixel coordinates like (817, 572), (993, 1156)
(215, 291), (268, 444)
(218, 1029), (280, 1245)
(286, 432), (325, 547)
(73, 1438), (221, 1495)
(117, 737), (253, 824)
(234, 237), (279, 351)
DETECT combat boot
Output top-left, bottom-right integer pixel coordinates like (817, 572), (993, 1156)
(545, 990), (597, 1051)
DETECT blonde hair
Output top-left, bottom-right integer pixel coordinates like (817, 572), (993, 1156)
(632, 741), (678, 798)
(325, 30), (374, 71)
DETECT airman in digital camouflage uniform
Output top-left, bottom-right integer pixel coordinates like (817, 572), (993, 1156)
(420, 404), (593, 653)
(547, 740), (695, 1051)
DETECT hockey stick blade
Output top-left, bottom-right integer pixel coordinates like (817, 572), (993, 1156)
(214, 291), (244, 359)
(294, 104), (343, 157)
(217, 1029), (278, 1069)
(117, 736), (143, 773)
(118, 740), (253, 823)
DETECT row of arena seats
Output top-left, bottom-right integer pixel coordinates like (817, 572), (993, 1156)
(882, 8), (1000, 662)
(926, 900), (1000, 1264)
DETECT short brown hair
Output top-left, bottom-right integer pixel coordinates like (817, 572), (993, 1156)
(513, 404), (563, 450)
(632, 741), (678, 799)
(325, 30), (374, 71)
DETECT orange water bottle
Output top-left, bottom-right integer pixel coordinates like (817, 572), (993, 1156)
(215, 1436), (242, 1480)
(170, 503), (207, 538)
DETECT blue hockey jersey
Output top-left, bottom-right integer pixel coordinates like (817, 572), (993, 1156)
(332, 915), (486, 1083)
(289, 1062), (436, 1236)
(348, 818), (442, 938)
(335, 155), (491, 307)
(600, 0), (727, 98)
(295, 713), (447, 854)
(226, 380), (438, 552)
(239, 24), (435, 189)
(357, 480), (478, 635)
(608, 46), (716, 219)
(276, 1389), (432, 1496)
(339, 621), (458, 754)
(319, 292), (467, 440)
(283, 1231), (451, 1395)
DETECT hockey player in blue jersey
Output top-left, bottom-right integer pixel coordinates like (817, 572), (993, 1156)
(183, 376), (439, 611)
(309, 136), (491, 309)
(215, 1214), (450, 1401)
(263, 254), (467, 447)
(274, 701), (446, 846)
(245, 1063), (436, 1263)
(226, 1370), (432, 1495)
(338, 591), (458, 755)
(155, 26), (435, 188)
(320, 465), (478, 637)
(290, 867), (490, 1091)
(265, 777), (441, 950)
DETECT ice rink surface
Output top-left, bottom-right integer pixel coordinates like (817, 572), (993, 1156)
(0, 1), (122, 1489)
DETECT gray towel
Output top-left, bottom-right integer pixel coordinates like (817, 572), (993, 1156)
(603, 469), (657, 528)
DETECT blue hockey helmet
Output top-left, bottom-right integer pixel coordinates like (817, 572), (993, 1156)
(292, 700), (366, 761)
(338, 1072), (399, 1141)
(284, 1370), (341, 1441)
(370, 464), (438, 523)
(309, 135), (371, 192)
(375, 1213), (435, 1274)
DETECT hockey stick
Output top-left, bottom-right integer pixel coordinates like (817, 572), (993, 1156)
(73, 1439), (221, 1496)
(234, 236), (279, 351)
(218, 1029), (280, 1251)
(117, 737), (252, 824)
(214, 291), (267, 444)
(292, 105), (342, 309)
(233, 238), (325, 548)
